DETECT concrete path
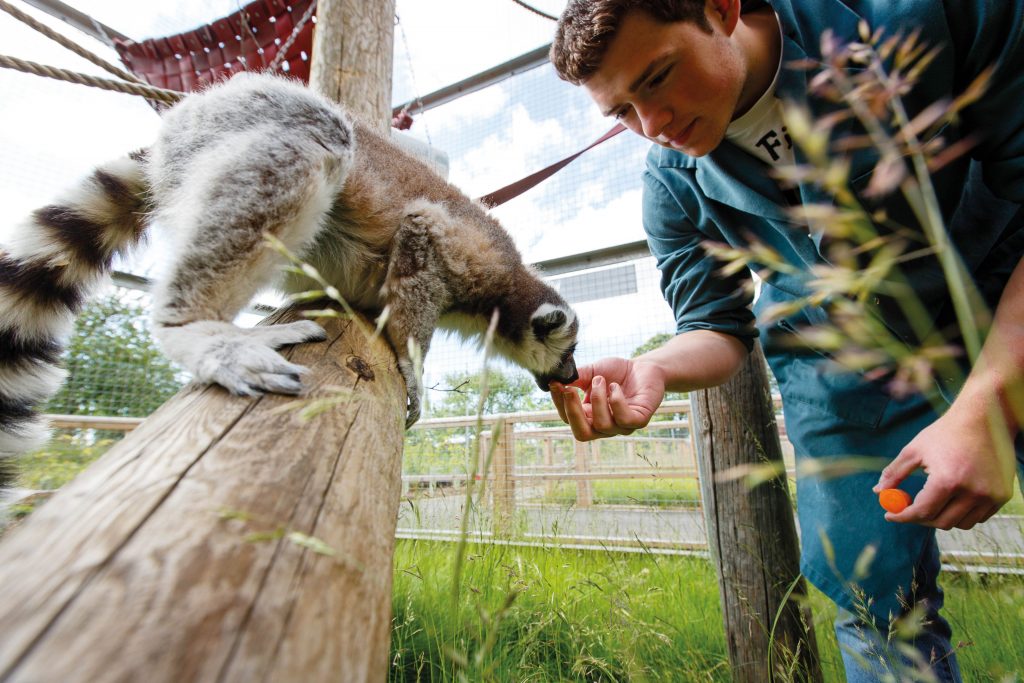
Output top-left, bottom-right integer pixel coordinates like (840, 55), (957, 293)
(398, 491), (1024, 567)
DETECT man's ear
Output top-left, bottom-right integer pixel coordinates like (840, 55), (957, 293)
(709, 0), (741, 35)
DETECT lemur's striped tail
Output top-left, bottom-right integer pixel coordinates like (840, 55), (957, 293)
(0, 152), (150, 488)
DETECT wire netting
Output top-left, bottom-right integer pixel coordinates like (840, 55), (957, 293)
(5, 2), (1019, 562)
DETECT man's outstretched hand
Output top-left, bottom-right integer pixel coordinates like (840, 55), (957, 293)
(549, 357), (666, 441)
(549, 331), (749, 442)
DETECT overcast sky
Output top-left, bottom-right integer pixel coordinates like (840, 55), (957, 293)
(0, 0), (652, 254)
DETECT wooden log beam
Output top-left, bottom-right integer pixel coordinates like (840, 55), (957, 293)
(0, 307), (406, 682)
(691, 343), (822, 682)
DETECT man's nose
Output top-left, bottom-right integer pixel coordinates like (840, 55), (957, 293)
(637, 104), (667, 139)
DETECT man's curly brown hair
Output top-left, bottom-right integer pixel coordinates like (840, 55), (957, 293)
(550, 0), (712, 85)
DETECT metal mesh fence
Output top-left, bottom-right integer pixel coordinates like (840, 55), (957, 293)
(3, 4), (1020, 563)
(44, 286), (186, 418)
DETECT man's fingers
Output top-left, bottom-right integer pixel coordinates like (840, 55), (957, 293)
(550, 383), (568, 423)
(887, 479), (951, 524)
(978, 504), (1001, 525)
(607, 382), (646, 431)
(588, 376), (619, 434)
(570, 365), (596, 390)
(560, 386), (596, 441)
(953, 504), (995, 531)
(874, 449), (921, 492)
(929, 497), (977, 531)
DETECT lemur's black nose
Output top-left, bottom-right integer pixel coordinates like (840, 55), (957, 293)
(534, 359), (578, 391)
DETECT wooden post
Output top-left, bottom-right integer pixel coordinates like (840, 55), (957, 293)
(691, 343), (822, 682)
(309, 0), (396, 129)
(575, 440), (592, 508)
(0, 307), (406, 682)
(543, 437), (554, 497)
(479, 431), (491, 504)
(491, 418), (515, 533)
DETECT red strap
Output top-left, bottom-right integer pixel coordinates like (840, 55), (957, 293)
(476, 123), (627, 208)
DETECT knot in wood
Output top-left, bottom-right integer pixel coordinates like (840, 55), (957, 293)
(346, 355), (375, 381)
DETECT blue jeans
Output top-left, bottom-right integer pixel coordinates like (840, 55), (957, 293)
(833, 533), (962, 682)
(769, 380), (1023, 682)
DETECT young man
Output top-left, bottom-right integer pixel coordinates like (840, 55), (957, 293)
(549, 0), (1024, 680)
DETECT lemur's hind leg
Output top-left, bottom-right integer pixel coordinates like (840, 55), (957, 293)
(380, 202), (452, 427)
(153, 130), (350, 396)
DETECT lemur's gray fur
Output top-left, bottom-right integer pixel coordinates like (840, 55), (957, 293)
(0, 73), (579, 486)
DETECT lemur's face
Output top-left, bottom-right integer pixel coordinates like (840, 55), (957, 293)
(525, 303), (579, 391)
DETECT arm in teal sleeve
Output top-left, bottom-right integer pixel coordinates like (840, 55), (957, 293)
(642, 170), (758, 349)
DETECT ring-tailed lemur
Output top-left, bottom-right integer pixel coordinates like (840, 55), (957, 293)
(0, 73), (579, 486)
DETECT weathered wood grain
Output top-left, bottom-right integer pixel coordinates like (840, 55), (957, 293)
(0, 308), (406, 683)
(309, 0), (396, 130)
(691, 343), (822, 682)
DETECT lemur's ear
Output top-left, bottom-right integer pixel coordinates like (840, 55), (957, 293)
(532, 308), (567, 340)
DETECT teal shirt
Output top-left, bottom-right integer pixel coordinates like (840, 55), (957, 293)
(643, 0), (1024, 621)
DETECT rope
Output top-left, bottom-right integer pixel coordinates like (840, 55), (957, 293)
(0, 0), (145, 85)
(394, 13), (431, 142)
(0, 53), (183, 105)
(509, 0), (557, 22)
(269, 0), (317, 71)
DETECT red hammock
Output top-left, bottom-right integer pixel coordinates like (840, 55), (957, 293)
(112, 0), (315, 93)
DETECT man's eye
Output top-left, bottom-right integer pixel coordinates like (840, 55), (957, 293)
(613, 107), (633, 121)
(648, 67), (671, 89)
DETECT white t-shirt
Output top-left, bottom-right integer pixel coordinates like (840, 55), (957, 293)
(725, 30), (792, 167)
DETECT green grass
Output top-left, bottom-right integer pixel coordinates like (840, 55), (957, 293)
(390, 539), (1024, 682)
(390, 539), (732, 682)
(539, 478), (703, 508)
(1003, 485), (1024, 516)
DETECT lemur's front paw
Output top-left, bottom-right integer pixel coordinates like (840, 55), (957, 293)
(196, 342), (309, 396)
(251, 320), (328, 347)
(158, 321), (326, 396)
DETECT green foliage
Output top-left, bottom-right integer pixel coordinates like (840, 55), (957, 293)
(428, 367), (548, 418)
(46, 292), (184, 417)
(631, 332), (673, 358)
(402, 368), (555, 477)
(632, 332), (689, 405)
(15, 431), (118, 490)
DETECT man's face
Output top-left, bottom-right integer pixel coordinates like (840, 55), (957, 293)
(583, 8), (746, 157)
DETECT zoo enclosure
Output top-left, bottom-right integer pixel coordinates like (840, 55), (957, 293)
(4, 0), (1022, 571)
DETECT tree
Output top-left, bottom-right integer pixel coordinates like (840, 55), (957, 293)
(631, 332), (673, 358)
(46, 292), (185, 417)
(428, 367), (548, 418)
(632, 332), (687, 406)
(401, 368), (550, 476)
